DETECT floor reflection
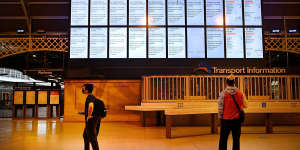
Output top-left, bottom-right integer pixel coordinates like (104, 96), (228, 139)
(0, 119), (299, 150)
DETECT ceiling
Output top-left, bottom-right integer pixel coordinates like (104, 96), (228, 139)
(0, 0), (69, 34)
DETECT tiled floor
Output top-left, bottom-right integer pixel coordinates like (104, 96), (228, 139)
(0, 119), (300, 150)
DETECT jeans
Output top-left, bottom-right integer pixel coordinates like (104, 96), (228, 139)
(83, 117), (101, 150)
(219, 119), (241, 150)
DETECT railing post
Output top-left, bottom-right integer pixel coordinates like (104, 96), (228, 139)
(287, 76), (292, 100)
(239, 76), (244, 95)
(185, 76), (190, 98)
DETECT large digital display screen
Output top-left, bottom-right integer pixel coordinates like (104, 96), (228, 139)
(168, 28), (186, 58)
(129, 0), (146, 25)
(70, 28), (88, 58)
(71, 0), (88, 25)
(90, 0), (107, 25)
(70, 0), (263, 59)
(110, 0), (127, 25)
(187, 28), (205, 58)
(168, 0), (185, 25)
(129, 28), (146, 58)
(244, 0), (262, 26)
(226, 28), (244, 58)
(148, 28), (166, 58)
(225, 0), (242, 25)
(90, 28), (107, 58)
(206, 28), (224, 58)
(206, 0), (223, 25)
(109, 28), (127, 58)
(245, 28), (263, 58)
(187, 0), (204, 25)
(148, 0), (165, 25)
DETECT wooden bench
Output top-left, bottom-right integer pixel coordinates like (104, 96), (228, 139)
(125, 101), (300, 138)
(164, 101), (300, 138)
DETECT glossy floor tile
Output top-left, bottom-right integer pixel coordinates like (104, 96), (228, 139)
(0, 119), (300, 150)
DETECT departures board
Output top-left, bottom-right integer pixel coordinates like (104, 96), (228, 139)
(70, 0), (263, 59)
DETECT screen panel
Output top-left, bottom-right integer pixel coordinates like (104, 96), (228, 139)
(168, 28), (186, 58)
(90, 0), (108, 25)
(71, 0), (89, 25)
(187, 28), (205, 58)
(244, 0), (262, 26)
(70, 28), (88, 58)
(129, 0), (146, 25)
(109, 28), (127, 58)
(206, 0), (223, 25)
(245, 28), (263, 58)
(226, 28), (244, 58)
(90, 28), (107, 58)
(148, 28), (166, 58)
(110, 0), (127, 25)
(206, 28), (224, 58)
(225, 0), (242, 25)
(187, 0), (204, 25)
(148, 0), (165, 25)
(129, 28), (146, 58)
(168, 0), (185, 25)
(70, 0), (263, 60)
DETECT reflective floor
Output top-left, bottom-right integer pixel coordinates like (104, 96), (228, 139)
(0, 119), (300, 150)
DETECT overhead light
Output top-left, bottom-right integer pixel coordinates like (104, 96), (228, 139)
(32, 54), (37, 58)
(272, 29), (280, 33)
(17, 29), (24, 33)
(288, 29), (297, 33)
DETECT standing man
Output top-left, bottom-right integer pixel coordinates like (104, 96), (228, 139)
(218, 75), (247, 150)
(82, 84), (106, 150)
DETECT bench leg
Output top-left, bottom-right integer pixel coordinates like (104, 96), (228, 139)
(12, 105), (16, 118)
(22, 104), (26, 118)
(166, 115), (172, 138)
(47, 105), (51, 118)
(34, 105), (38, 118)
(265, 113), (273, 134)
(141, 111), (146, 127)
(211, 114), (218, 134)
(56, 105), (60, 118)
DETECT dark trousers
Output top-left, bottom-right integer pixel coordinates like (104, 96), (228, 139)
(219, 119), (241, 150)
(83, 117), (101, 150)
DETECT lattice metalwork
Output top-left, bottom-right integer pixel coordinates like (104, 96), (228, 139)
(264, 37), (300, 55)
(0, 35), (299, 59)
(0, 37), (68, 58)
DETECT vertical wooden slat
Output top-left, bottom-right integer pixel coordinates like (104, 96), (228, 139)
(161, 77), (163, 100)
(165, 77), (167, 100)
(281, 77), (284, 100)
(262, 77), (265, 96)
(214, 77), (216, 99)
(157, 77), (159, 100)
(168, 77), (170, 100)
(297, 78), (300, 100)
(175, 77), (178, 100)
(206, 77), (209, 99)
(179, 77), (182, 99)
(258, 77), (261, 96)
(254, 77), (256, 97)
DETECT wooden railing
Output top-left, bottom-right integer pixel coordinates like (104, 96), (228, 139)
(142, 75), (300, 102)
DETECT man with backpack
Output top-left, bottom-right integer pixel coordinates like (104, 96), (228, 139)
(82, 84), (106, 150)
(218, 74), (247, 150)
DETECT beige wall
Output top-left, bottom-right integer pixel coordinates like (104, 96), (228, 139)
(64, 80), (141, 122)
